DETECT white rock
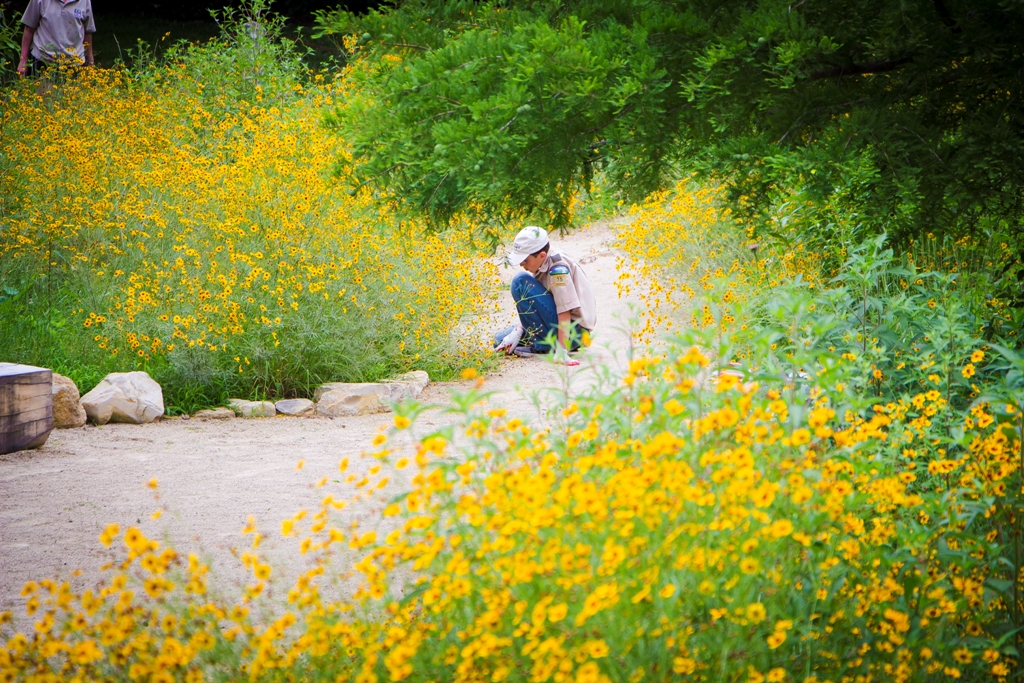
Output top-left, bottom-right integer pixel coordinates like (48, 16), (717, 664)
(315, 384), (390, 417)
(80, 371), (164, 425)
(383, 370), (430, 397)
(228, 399), (277, 418)
(193, 407), (235, 420)
(275, 398), (314, 416)
(315, 372), (430, 418)
(51, 373), (86, 429)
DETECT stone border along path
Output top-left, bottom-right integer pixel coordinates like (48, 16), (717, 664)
(0, 217), (652, 621)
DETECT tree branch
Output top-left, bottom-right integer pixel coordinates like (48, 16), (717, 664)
(428, 171), (451, 207)
(353, 161), (411, 190)
(807, 56), (912, 79)
(498, 114), (519, 133)
(397, 56), (503, 96)
(932, 0), (962, 34)
(383, 43), (431, 51)
(511, 141), (546, 174)
(436, 95), (463, 106)
(413, 109), (459, 126)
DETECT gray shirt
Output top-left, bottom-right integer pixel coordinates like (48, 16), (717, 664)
(22, 0), (95, 64)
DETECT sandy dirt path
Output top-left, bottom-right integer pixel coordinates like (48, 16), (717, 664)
(0, 218), (646, 619)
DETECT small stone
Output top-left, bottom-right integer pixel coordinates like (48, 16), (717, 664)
(51, 373), (86, 429)
(228, 399), (276, 418)
(80, 371), (164, 425)
(275, 398), (314, 416)
(193, 407), (235, 420)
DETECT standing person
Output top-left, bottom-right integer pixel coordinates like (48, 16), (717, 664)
(17, 0), (96, 76)
(494, 226), (597, 367)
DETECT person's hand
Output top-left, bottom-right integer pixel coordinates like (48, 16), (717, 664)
(495, 324), (524, 355)
(17, 60), (28, 76)
(553, 347), (580, 367)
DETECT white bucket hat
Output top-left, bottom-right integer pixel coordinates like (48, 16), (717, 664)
(507, 226), (549, 266)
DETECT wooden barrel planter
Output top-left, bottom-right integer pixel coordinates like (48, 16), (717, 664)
(0, 363), (53, 455)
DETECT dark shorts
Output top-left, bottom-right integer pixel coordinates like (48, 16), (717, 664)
(25, 57), (88, 79)
(24, 58), (47, 77)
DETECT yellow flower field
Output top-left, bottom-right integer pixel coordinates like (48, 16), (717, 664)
(0, 62), (496, 407)
(616, 179), (824, 343)
(3, 9), (1024, 683)
(2, 331), (1021, 682)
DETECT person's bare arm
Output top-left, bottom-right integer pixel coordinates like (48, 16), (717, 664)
(83, 32), (94, 66)
(557, 311), (572, 350)
(18, 26), (35, 75)
(553, 311), (580, 366)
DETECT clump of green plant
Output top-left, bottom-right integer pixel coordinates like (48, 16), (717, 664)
(727, 232), (1022, 407)
(147, 0), (309, 112)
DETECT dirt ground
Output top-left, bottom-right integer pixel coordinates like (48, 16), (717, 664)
(0, 219), (648, 620)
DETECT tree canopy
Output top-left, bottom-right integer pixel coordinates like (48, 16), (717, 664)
(317, 0), (1024, 245)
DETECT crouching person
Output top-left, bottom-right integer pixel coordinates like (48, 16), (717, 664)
(494, 226), (597, 367)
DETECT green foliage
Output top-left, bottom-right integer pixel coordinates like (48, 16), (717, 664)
(317, 0), (1024, 254)
(317, 0), (685, 233)
(0, 5), (21, 86)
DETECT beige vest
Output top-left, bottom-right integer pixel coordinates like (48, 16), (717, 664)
(536, 252), (598, 331)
